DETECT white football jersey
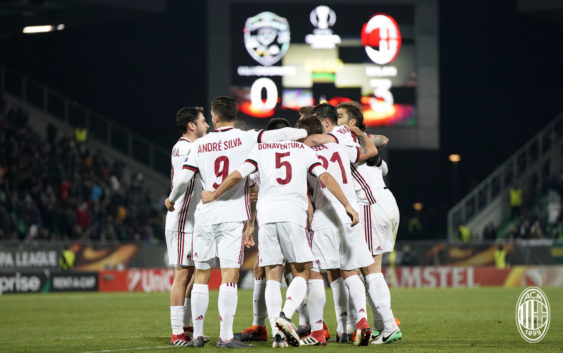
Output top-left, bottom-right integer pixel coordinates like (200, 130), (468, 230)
(328, 124), (360, 147)
(238, 141), (325, 227)
(351, 163), (377, 205)
(308, 143), (359, 229)
(182, 127), (306, 226)
(165, 137), (201, 233)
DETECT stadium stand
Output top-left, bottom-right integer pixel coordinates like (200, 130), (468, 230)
(0, 94), (165, 243)
(448, 112), (563, 243)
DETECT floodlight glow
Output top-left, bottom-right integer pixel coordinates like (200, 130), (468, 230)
(23, 25), (54, 34)
(449, 154), (461, 163)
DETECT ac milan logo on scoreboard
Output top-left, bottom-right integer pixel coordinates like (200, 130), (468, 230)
(243, 11), (291, 66)
(361, 13), (402, 65)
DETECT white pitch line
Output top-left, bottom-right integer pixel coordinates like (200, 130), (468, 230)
(80, 345), (177, 353)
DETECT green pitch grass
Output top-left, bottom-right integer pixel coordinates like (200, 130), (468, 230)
(0, 287), (561, 353)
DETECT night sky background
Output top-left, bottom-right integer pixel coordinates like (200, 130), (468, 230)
(1, 0), (562, 239)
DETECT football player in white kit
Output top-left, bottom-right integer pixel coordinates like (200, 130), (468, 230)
(201, 131), (359, 348)
(165, 107), (208, 346)
(337, 102), (402, 344)
(296, 115), (376, 346)
(165, 96), (308, 348)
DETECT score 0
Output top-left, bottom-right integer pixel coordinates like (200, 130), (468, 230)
(251, 77), (278, 111)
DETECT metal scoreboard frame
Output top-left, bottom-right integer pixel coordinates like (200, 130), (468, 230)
(207, 0), (439, 149)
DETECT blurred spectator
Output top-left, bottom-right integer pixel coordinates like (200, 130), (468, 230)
(407, 213), (422, 236)
(494, 244), (507, 268)
(482, 222), (497, 241)
(510, 183), (523, 219)
(458, 224), (471, 242)
(0, 98), (164, 243)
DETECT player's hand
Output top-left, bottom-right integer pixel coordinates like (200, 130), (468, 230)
(165, 198), (175, 212)
(244, 227), (255, 248)
(345, 205), (359, 226)
(201, 191), (215, 204)
(348, 125), (364, 138)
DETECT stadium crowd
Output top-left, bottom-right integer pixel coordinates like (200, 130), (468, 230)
(0, 96), (164, 243)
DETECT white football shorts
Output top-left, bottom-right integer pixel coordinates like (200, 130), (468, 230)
(193, 222), (245, 268)
(310, 223), (374, 271)
(360, 192), (399, 255)
(165, 229), (195, 266)
(257, 222), (315, 267)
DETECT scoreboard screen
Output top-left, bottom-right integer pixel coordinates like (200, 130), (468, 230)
(208, 0), (439, 149)
(230, 3), (415, 128)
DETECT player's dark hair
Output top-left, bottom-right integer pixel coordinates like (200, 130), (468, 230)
(234, 119), (249, 131)
(295, 115), (323, 136)
(312, 103), (337, 125)
(211, 96), (237, 122)
(266, 117), (290, 130)
(298, 106), (314, 116)
(176, 106), (204, 134)
(337, 102), (366, 131)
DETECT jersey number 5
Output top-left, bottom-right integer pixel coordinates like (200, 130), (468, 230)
(275, 152), (292, 185)
(213, 156), (229, 189)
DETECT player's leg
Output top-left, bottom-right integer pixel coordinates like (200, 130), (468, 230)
(361, 201), (402, 344)
(187, 224), (218, 347)
(170, 266), (191, 345)
(340, 224), (375, 346)
(235, 258), (268, 341)
(362, 256), (401, 344)
(326, 269), (348, 342)
(182, 267), (195, 337)
(166, 229), (193, 346)
(264, 264), (286, 346)
(189, 265), (212, 347)
(301, 268), (327, 346)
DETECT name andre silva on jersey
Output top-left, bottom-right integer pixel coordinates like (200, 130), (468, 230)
(198, 138), (242, 153)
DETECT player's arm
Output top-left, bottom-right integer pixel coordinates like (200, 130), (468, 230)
(371, 134), (389, 150)
(349, 126), (378, 161)
(318, 172), (359, 226)
(258, 127), (307, 142)
(201, 158), (257, 203)
(302, 133), (336, 147)
(306, 192), (314, 227)
(243, 185), (258, 248)
(165, 166), (197, 211)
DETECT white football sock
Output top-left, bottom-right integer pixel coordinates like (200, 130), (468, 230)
(282, 276), (307, 318)
(307, 279), (326, 332)
(170, 305), (185, 335)
(344, 275), (368, 324)
(265, 280), (282, 335)
(329, 277), (348, 334)
(191, 284), (209, 338)
(218, 282), (238, 341)
(365, 272), (398, 333)
(366, 287), (383, 330)
(252, 277), (267, 326)
(346, 298), (356, 334)
(183, 298), (192, 328)
(297, 298), (310, 326)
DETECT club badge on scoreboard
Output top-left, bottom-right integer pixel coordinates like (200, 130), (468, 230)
(361, 13), (402, 65)
(243, 11), (290, 67)
(515, 286), (550, 343)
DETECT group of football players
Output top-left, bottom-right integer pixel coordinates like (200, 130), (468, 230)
(163, 96), (402, 348)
